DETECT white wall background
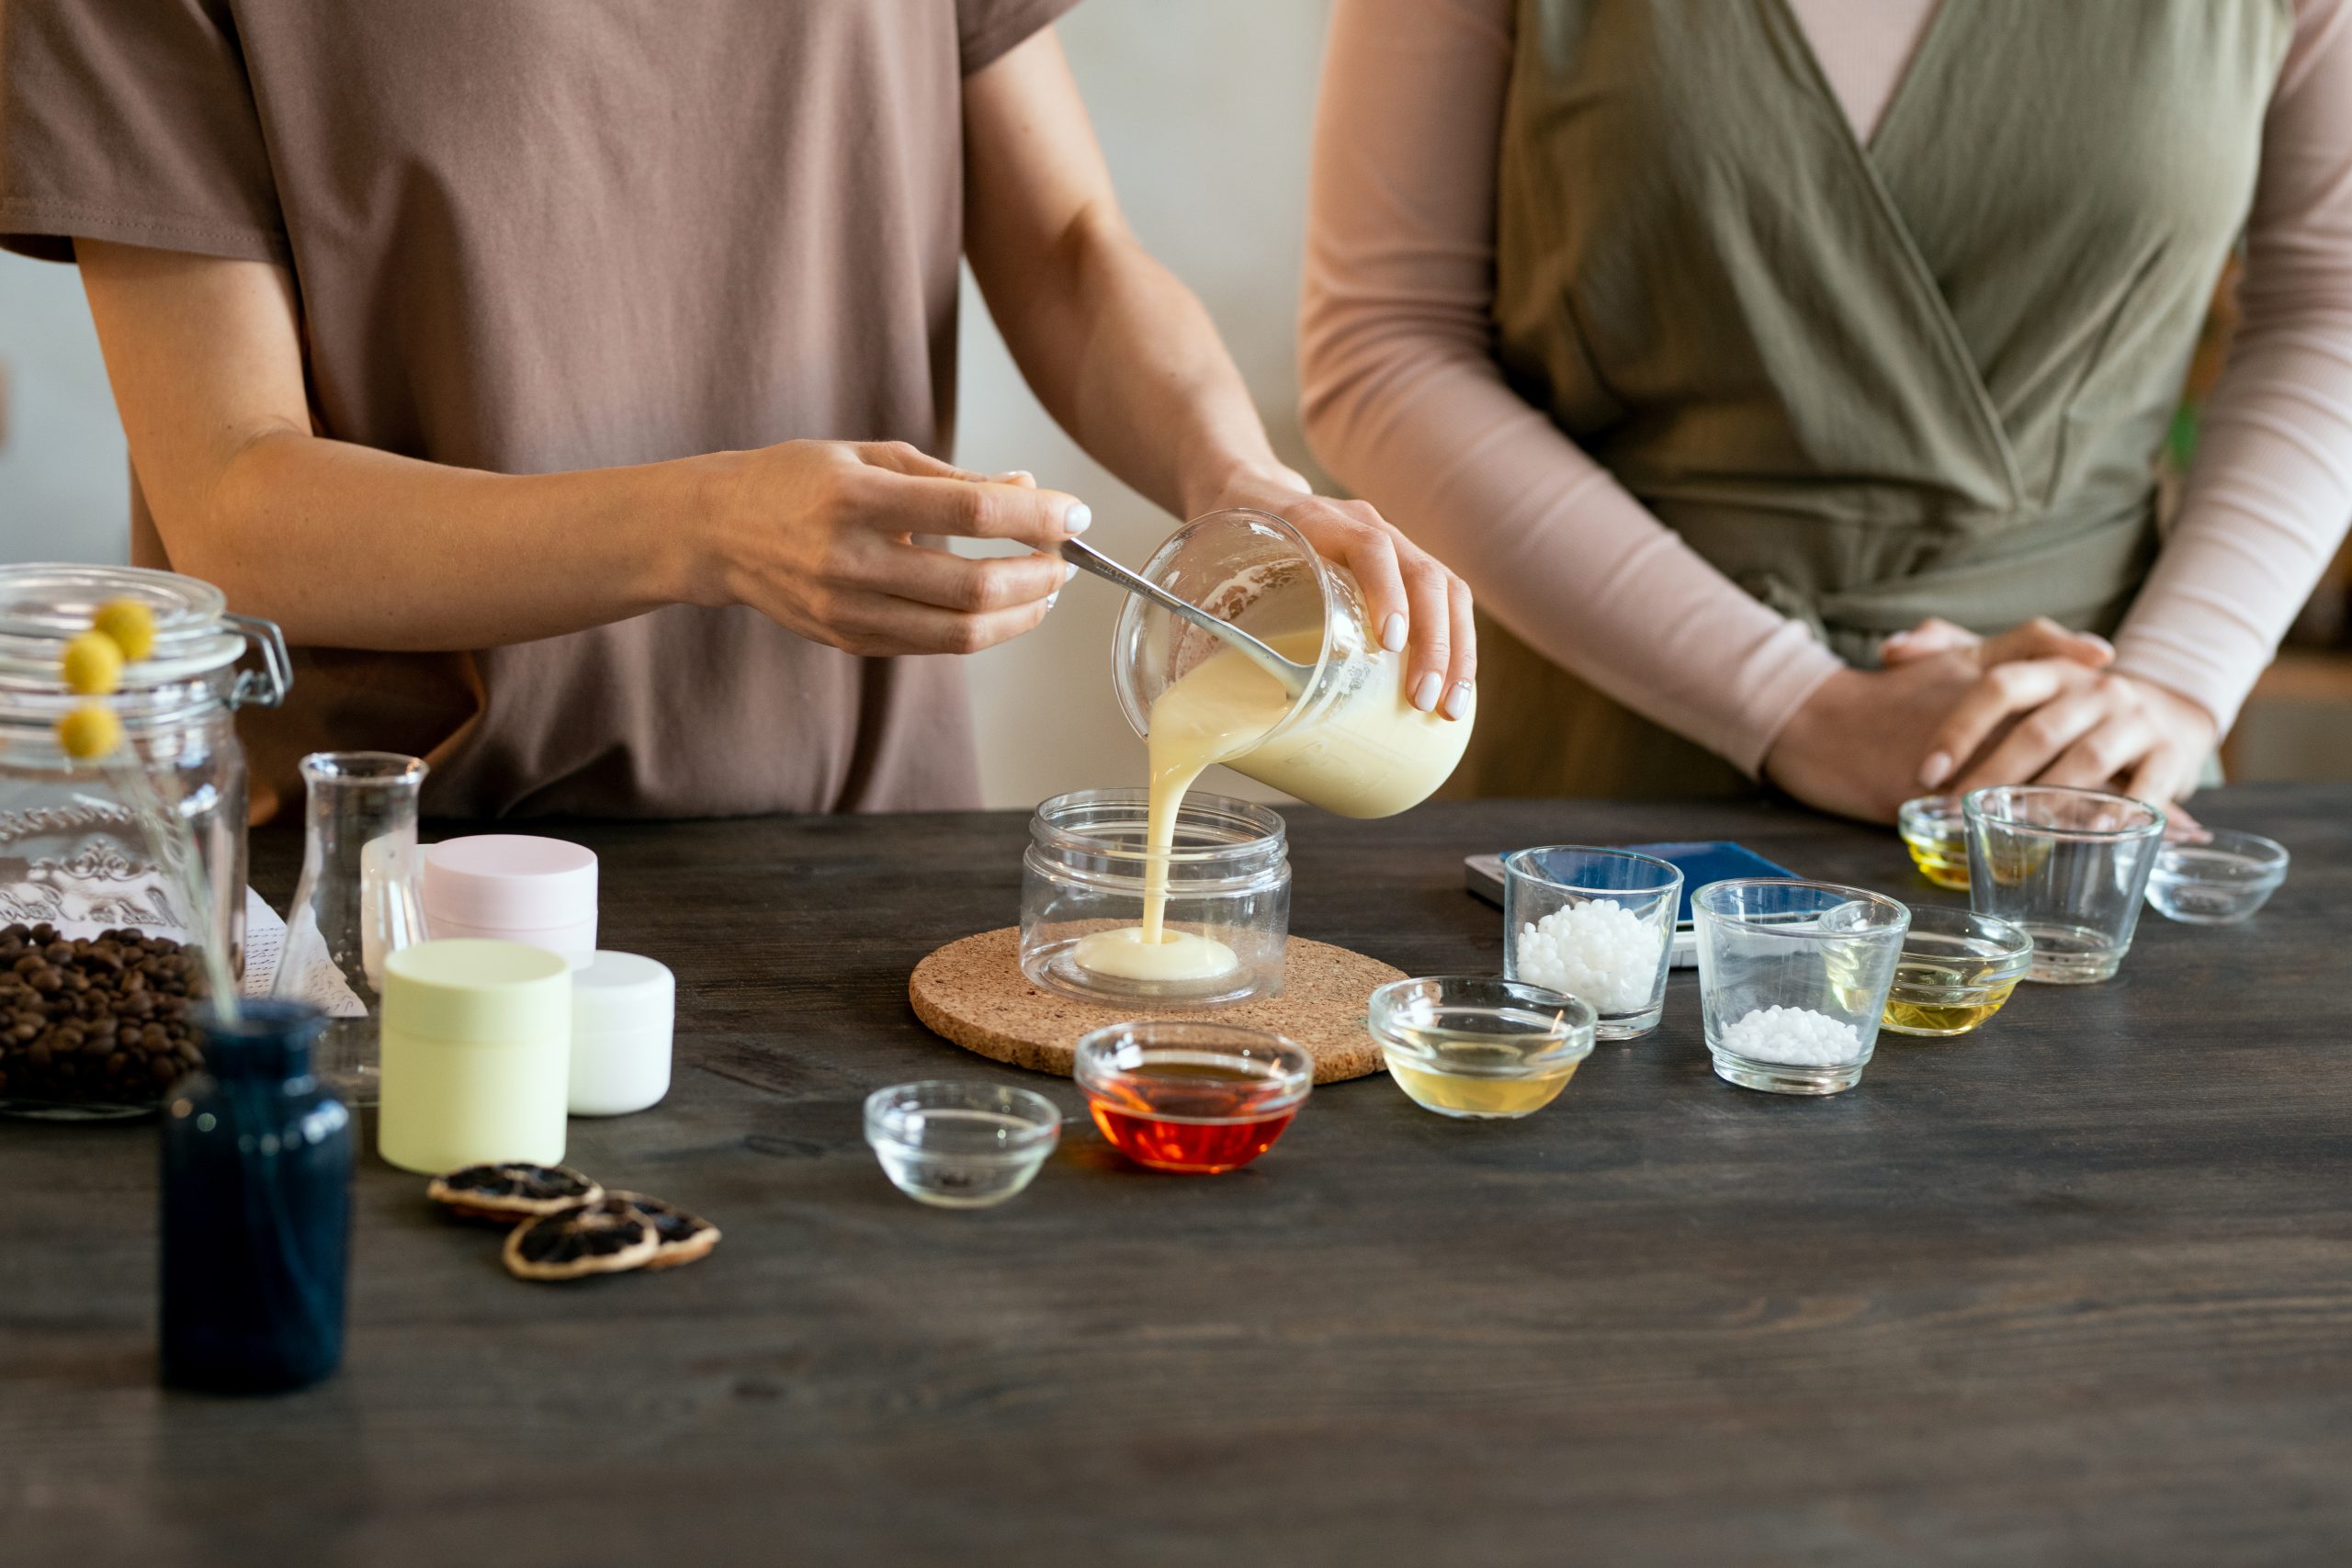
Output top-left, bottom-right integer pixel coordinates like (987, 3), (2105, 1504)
(0, 0), (1330, 808)
(0, 252), (129, 563)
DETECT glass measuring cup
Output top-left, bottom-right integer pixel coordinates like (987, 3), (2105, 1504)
(1109, 510), (1474, 818)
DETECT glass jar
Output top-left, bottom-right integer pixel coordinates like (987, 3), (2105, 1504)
(1020, 786), (1289, 1007)
(0, 563), (289, 1116)
(1110, 509), (1474, 818)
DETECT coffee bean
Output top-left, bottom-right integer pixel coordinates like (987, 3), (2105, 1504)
(0, 931), (218, 1107)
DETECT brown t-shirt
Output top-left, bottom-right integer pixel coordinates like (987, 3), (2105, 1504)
(0, 0), (1077, 819)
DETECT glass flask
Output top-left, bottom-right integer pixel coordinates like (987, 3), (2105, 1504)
(0, 563), (289, 1117)
(274, 752), (429, 1103)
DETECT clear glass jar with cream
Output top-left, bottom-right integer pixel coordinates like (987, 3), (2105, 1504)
(1020, 787), (1289, 1006)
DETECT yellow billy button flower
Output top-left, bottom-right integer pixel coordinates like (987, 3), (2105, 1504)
(92, 598), (157, 663)
(62, 630), (125, 696)
(57, 705), (124, 761)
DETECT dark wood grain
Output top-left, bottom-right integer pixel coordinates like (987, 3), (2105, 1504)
(4, 785), (2348, 1567)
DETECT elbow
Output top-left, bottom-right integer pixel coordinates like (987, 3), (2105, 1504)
(1295, 291), (1383, 490)
(147, 424), (301, 614)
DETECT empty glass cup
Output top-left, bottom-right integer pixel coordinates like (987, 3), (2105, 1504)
(1693, 879), (1909, 1096)
(1501, 846), (1681, 1039)
(1962, 785), (2165, 984)
(274, 752), (429, 1102)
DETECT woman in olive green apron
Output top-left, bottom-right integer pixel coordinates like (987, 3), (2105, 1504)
(1299, 0), (2352, 819)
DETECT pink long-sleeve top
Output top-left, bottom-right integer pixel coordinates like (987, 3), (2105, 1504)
(1300, 0), (2352, 775)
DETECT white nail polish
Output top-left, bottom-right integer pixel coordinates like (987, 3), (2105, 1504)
(1919, 750), (1953, 789)
(1381, 614), (1408, 653)
(1046, 592), (1059, 611)
(1413, 672), (1442, 712)
(1065, 503), (1092, 535)
(1063, 561), (1078, 582)
(1442, 681), (1472, 720)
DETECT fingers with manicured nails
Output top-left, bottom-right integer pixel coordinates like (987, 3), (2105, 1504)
(1298, 502), (1413, 662)
(1879, 616), (1978, 665)
(820, 583), (1055, 657)
(859, 441), (992, 483)
(1950, 688), (2110, 794)
(1978, 615), (2114, 671)
(1917, 658), (2079, 787)
(874, 472), (1091, 546)
(2039, 710), (2158, 791)
(2157, 795), (2211, 843)
(2125, 742), (2200, 818)
(1442, 573), (1477, 720)
(876, 544), (1069, 615)
(1395, 552), (1456, 712)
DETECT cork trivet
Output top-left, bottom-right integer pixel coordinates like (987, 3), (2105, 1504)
(909, 927), (1401, 1084)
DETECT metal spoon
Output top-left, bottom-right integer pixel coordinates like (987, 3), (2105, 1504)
(1057, 536), (1315, 697)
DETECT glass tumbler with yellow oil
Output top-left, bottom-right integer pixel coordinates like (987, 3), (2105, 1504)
(1369, 976), (1597, 1120)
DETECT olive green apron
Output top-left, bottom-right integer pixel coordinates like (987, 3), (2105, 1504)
(1451, 0), (2291, 799)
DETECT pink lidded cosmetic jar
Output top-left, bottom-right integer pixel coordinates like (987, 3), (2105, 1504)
(422, 835), (598, 969)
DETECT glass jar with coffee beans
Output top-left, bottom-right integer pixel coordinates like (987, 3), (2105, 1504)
(0, 564), (288, 1118)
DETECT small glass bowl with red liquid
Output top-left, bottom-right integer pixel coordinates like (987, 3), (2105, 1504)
(1073, 1021), (1312, 1174)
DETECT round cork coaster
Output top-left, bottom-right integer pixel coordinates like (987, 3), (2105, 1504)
(908, 927), (1401, 1084)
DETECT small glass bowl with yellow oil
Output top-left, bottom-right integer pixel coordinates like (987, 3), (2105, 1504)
(1368, 976), (1597, 1120)
(1897, 795), (1970, 890)
(1879, 907), (2032, 1039)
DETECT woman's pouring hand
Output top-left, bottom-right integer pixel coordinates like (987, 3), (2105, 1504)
(1198, 463), (1478, 721)
(1881, 616), (2217, 822)
(696, 440), (1087, 657)
(1762, 617), (2120, 824)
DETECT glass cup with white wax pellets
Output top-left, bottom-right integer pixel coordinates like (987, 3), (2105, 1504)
(1692, 879), (1910, 1096)
(1501, 847), (1682, 1040)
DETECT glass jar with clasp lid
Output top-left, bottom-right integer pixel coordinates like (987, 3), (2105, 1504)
(0, 563), (290, 1118)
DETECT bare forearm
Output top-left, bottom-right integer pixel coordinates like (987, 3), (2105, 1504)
(978, 209), (1282, 518)
(163, 431), (707, 650)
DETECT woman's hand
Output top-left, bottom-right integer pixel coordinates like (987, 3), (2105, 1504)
(697, 440), (1089, 658)
(1917, 660), (2218, 807)
(1764, 653), (1997, 822)
(1764, 617), (2121, 822)
(1201, 463), (1478, 720)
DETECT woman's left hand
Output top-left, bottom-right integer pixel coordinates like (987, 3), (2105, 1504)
(1202, 463), (1478, 720)
(1915, 657), (2218, 809)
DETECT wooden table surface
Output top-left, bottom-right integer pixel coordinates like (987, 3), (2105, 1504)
(6, 784), (2349, 1566)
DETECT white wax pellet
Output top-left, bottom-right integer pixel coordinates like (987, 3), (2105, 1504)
(1720, 1006), (1864, 1066)
(1512, 898), (1665, 1015)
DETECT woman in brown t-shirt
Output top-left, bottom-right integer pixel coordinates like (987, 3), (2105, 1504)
(0, 2), (1475, 819)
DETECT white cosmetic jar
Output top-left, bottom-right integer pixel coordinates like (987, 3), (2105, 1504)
(568, 951), (673, 1116)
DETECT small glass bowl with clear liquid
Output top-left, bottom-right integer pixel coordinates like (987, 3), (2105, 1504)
(1369, 976), (1597, 1120)
(2145, 829), (2290, 925)
(1878, 907), (2032, 1039)
(863, 1081), (1062, 1209)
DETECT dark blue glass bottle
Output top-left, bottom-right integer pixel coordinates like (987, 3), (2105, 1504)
(162, 999), (352, 1393)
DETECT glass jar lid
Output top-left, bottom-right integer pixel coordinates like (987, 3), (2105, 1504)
(0, 563), (288, 705)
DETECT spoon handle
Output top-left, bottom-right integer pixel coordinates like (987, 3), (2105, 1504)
(1056, 537), (1313, 696)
